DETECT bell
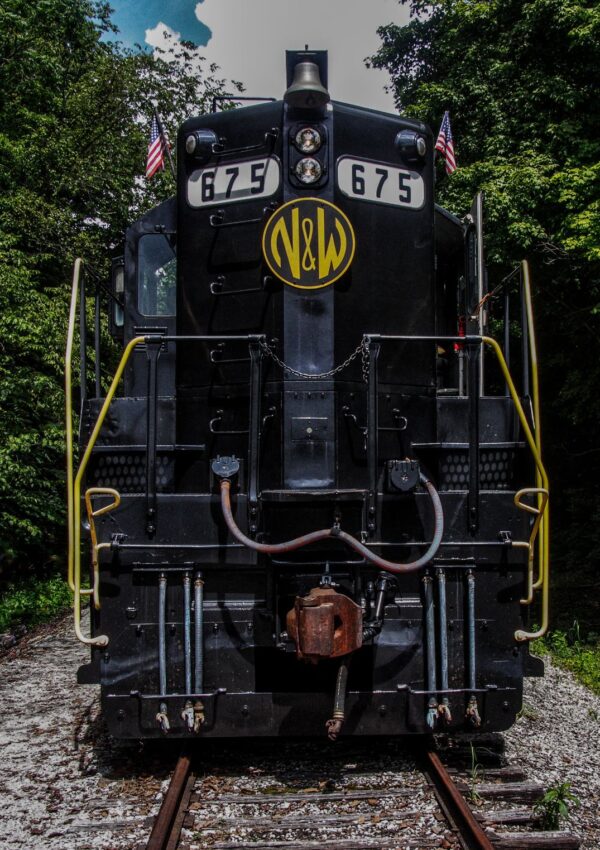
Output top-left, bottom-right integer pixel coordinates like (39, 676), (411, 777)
(284, 61), (330, 110)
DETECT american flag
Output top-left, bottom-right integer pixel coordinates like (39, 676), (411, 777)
(435, 111), (456, 175)
(146, 114), (166, 179)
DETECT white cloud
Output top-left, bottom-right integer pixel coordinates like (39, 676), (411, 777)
(145, 1), (408, 113)
(145, 21), (182, 49)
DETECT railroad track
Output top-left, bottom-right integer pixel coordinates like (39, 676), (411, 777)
(143, 736), (581, 850)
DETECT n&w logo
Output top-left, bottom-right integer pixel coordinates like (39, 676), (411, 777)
(262, 198), (356, 290)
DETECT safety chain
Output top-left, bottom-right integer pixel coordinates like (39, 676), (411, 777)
(259, 337), (371, 383)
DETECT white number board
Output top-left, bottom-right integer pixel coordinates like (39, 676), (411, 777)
(336, 156), (425, 210)
(187, 156), (280, 208)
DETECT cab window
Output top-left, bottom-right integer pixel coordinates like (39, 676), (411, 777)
(138, 233), (176, 316)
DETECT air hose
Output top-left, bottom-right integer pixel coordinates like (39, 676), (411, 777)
(218, 472), (444, 575)
(326, 656), (350, 741)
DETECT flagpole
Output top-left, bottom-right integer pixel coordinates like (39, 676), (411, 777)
(153, 106), (176, 181)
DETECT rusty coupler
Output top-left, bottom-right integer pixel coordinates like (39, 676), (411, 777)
(286, 586), (362, 740)
(286, 586), (363, 662)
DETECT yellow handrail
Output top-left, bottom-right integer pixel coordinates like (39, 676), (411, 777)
(65, 261), (548, 645)
(65, 258), (82, 592)
(514, 488), (549, 605)
(84, 488), (121, 610)
(521, 260), (546, 592)
(483, 334), (549, 641)
(70, 335), (145, 646)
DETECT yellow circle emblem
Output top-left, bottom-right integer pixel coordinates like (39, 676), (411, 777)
(262, 197), (356, 290)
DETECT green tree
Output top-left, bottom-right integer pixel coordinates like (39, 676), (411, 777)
(0, 0), (239, 573)
(371, 0), (600, 587)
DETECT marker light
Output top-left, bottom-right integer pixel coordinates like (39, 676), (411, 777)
(395, 130), (427, 161)
(294, 127), (322, 154)
(295, 157), (323, 184)
(185, 129), (219, 161)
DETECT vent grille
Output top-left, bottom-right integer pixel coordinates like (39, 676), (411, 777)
(439, 449), (515, 491)
(88, 452), (173, 493)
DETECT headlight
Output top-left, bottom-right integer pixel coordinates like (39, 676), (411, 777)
(185, 134), (197, 154)
(295, 157), (323, 184)
(294, 127), (322, 154)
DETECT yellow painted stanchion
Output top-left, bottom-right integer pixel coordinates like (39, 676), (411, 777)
(70, 336), (145, 647)
(483, 335), (549, 641)
(65, 259), (82, 592)
(514, 488), (549, 605)
(84, 488), (121, 610)
(521, 260), (546, 592)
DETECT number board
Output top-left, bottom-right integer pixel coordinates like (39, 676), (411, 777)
(336, 156), (425, 210)
(187, 156), (281, 208)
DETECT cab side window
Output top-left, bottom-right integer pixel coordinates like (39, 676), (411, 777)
(138, 234), (176, 316)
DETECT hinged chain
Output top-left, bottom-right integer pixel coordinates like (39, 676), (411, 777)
(259, 337), (370, 382)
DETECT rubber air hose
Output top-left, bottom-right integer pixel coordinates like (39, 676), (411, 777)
(219, 472), (444, 573)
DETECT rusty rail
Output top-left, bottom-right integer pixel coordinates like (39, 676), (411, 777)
(423, 748), (496, 850)
(145, 751), (193, 850)
(144, 740), (579, 850)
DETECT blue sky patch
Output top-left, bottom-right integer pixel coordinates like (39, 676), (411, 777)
(106, 1), (211, 47)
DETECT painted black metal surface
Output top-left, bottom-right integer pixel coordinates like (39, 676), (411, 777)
(78, 50), (543, 740)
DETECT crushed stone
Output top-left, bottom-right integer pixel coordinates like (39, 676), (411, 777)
(0, 613), (598, 848)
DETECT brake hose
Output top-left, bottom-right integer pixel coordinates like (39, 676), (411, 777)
(219, 472), (444, 575)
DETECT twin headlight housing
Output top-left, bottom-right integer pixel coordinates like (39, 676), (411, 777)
(292, 126), (324, 185)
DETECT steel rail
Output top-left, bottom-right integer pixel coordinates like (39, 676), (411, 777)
(145, 751), (193, 850)
(423, 748), (495, 850)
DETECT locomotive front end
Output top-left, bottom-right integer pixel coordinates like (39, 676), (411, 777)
(69, 50), (548, 739)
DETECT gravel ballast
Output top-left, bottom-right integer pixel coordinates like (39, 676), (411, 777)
(0, 612), (599, 849)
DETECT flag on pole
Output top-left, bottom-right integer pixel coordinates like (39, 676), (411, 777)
(435, 111), (456, 175)
(146, 114), (166, 179)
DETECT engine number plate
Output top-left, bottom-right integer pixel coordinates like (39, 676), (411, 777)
(187, 156), (280, 208)
(336, 156), (425, 210)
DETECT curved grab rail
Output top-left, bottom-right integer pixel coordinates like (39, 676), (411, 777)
(513, 487), (549, 605)
(84, 488), (121, 610)
(482, 334), (549, 641)
(71, 336), (146, 646)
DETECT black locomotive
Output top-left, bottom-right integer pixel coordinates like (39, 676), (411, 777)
(68, 50), (549, 739)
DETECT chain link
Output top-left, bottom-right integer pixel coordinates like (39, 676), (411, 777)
(260, 337), (370, 382)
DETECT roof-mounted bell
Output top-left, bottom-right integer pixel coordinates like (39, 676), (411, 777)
(284, 61), (330, 111)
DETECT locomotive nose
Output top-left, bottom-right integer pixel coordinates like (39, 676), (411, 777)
(284, 61), (330, 110)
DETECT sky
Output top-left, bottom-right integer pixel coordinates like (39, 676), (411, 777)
(108, 0), (409, 113)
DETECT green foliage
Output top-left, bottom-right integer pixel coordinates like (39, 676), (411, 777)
(0, 1), (238, 573)
(371, 0), (600, 577)
(468, 743), (483, 804)
(0, 574), (72, 633)
(534, 781), (580, 830)
(534, 621), (600, 694)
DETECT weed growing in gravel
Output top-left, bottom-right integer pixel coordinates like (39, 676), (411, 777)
(0, 574), (71, 634)
(534, 781), (580, 830)
(468, 743), (483, 805)
(533, 620), (600, 696)
(516, 702), (540, 721)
